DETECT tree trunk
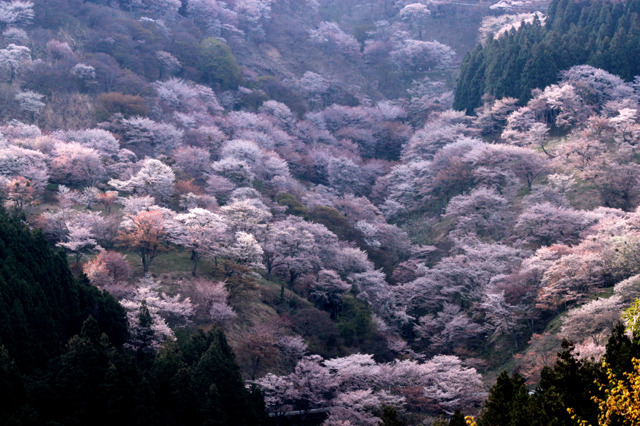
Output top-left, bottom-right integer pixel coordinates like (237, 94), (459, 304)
(191, 250), (199, 276)
(142, 254), (149, 274)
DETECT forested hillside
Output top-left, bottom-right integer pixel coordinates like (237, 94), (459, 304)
(455, 0), (640, 112)
(5, 0), (640, 424)
(0, 211), (267, 425)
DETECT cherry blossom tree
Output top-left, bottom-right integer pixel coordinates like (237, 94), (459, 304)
(14, 90), (44, 119)
(118, 210), (169, 273)
(515, 203), (598, 247)
(50, 142), (105, 186)
(334, 246), (374, 276)
(257, 353), (485, 419)
(186, 0), (238, 37)
(402, 119), (477, 162)
(475, 97), (519, 135)
(96, 190), (118, 215)
(167, 208), (227, 275)
(57, 222), (100, 266)
(0, 43), (31, 83)
(0, 144), (48, 194)
(414, 303), (485, 353)
(502, 118), (551, 156)
(536, 250), (606, 312)
(257, 355), (337, 417)
(177, 191), (217, 211)
(233, 0), (273, 37)
(0, 1), (34, 28)
(184, 278), (237, 328)
(220, 199), (272, 233)
(479, 288), (525, 349)
(1, 176), (36, 212)
(109, 159), (175, 203)
(297, 71), (330, 106)
(560, 295), (623, 346)
(71, 63), (96, 85)
(0, 120), (40, 140)
(256, 152), (291, 186)
(260, 100), (296, 130)
(56, 129), (120, 158)
(556, 134), (605, 171)
(220, 138), (264, 165)
(309, 22), (360, 57)
(536, 83), (592, 129)
(443, 187), (511, 239)
(223, 231), (264, 276)
(391, 39), (456, 73)
(400, 3), (430, 40)
(120, 117), (183, 156)
(469, 143), (549, 192)
(37, 208), (74, 243)
(398, 241), (523, 319)
(560, 65), (636, 111)
(348, 269), (399, 322)
(120, 195), (156, 215)
(584, 160), (640, 211)
(154, 78), (222, 116)
(326, 156), (367, 195)
(309, 269), (352, 318)
(120, 275), (193, 351)
(172, 146), (211, 178)
(326, 389), (402, 425)
(205, 173), (236, 204)
(83, 250), (132, 291)
(421, 355), (486, 414)
(210, 157), (255, 187)
(259, 217), (327, 289)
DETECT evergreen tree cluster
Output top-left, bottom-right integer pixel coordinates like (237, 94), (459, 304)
(454, 0), (640, 113)
(476, 323), (640, 425)
(0, 211), (266, 425)
(0, 210), (128, 372)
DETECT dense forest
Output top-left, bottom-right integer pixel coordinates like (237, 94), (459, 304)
(4, 0), (640, 424)
(455, 0), (640, 112)
(0, 211), (266, 425)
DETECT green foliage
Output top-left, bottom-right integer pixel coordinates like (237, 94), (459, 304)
(455, 0), (640, 112)
(622, 298), (640, 335)
(234, 89), (269, 111)
(380, 405), (404, 426)
(475, 327), (640, 426)
(307, 206), (397, 276)
(478, 371), (531, 426)
(276, 192), (309, 218)
(336, 294), (377, 348)
(603, 322), (640, 379)
(257, 76), (308, 116)
(0, 346), (25, 426)
(449, 411), (466, 426)
(132, 300), (156, 362)
(532, 341), (602, 426)
(290, 307), (342, 358)
(10, 322), (267, 425)
(0, 210), (266, 424)
(0, 210), (128, 372)
(198, 38), (242, 91)
(308, 206), (363, 242)
(453, 44), (485, 114)
(95, 92), (149, 121)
